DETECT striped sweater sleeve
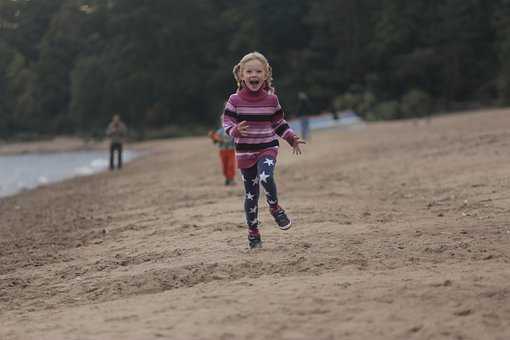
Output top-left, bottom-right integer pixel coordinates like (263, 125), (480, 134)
(271, 96), (297, 146)
(222, 98), (240, 137)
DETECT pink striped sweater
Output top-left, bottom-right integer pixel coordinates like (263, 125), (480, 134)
(222, 88), (297, 169)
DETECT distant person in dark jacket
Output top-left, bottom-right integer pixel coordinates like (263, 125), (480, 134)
(106, 114), (128, 170)
(296, 91), (312, 141)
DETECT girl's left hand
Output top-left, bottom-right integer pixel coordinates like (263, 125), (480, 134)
(292, 137), (306, 155)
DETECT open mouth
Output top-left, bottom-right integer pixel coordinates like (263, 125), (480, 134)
(248, 79), (260, 87)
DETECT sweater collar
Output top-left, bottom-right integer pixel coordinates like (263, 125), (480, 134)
(238, 87), (268, 101)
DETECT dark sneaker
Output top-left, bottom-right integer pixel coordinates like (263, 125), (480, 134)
(248, 230), (262, 249)
(271, 206), (292, 230)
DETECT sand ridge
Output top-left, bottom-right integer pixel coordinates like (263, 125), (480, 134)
(1, 109), (510, 339)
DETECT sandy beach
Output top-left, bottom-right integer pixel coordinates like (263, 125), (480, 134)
(1, 109), (509, 340)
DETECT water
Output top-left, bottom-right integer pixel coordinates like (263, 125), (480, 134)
(0, 150), (137, 198)
(288, 111), (364, 136)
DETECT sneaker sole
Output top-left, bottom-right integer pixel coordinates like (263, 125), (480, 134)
(279, 220), (292, 230)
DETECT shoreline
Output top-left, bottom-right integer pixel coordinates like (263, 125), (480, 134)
(0, 136), (196, 200)
(0, 137), (107, 156)
(0, 148), (140, 200)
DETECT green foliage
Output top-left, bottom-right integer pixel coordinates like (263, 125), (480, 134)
(371, 101), (401, 121)
(70, 55), (107, 131)
(333, 91), (375, 118)
(400, 89), (432, 118)
(0, 0), (508, 138)
(494, 0), (510, 104)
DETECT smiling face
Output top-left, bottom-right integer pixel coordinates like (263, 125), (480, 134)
(240, 58), (268, 92)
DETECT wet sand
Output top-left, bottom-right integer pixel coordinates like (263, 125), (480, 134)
(1, 109), (509, 340)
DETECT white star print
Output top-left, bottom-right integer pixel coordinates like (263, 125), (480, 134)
(250, 218), (258, 225)
(251, 177), (259, 186)
(268, 199), (277, 205)
(263, 158), (274, 166)
(259, 171), (270, 183)
(246, 192), (255, 200)
(249, 206), (257, 214)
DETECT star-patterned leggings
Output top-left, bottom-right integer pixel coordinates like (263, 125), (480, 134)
(241, 156), (279, 230)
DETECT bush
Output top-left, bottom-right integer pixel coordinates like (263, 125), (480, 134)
(371, 101), (400, 120)
(333, 91), (376, 118)
(400, 89), (432, 118)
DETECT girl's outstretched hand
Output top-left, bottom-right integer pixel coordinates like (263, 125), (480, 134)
(292, 137), (306, 155)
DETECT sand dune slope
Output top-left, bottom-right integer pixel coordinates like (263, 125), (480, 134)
(1, 109), (510, 340)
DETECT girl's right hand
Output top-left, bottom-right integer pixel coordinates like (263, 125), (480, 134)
(236, 121), (249, 136)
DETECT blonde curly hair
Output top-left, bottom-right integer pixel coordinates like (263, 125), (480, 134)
(232, 51), (274, 93)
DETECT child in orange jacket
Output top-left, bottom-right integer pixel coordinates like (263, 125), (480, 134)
(209, 127), (236, 185)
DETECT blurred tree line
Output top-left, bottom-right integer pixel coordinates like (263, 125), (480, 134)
(0, 0), (509, 139)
